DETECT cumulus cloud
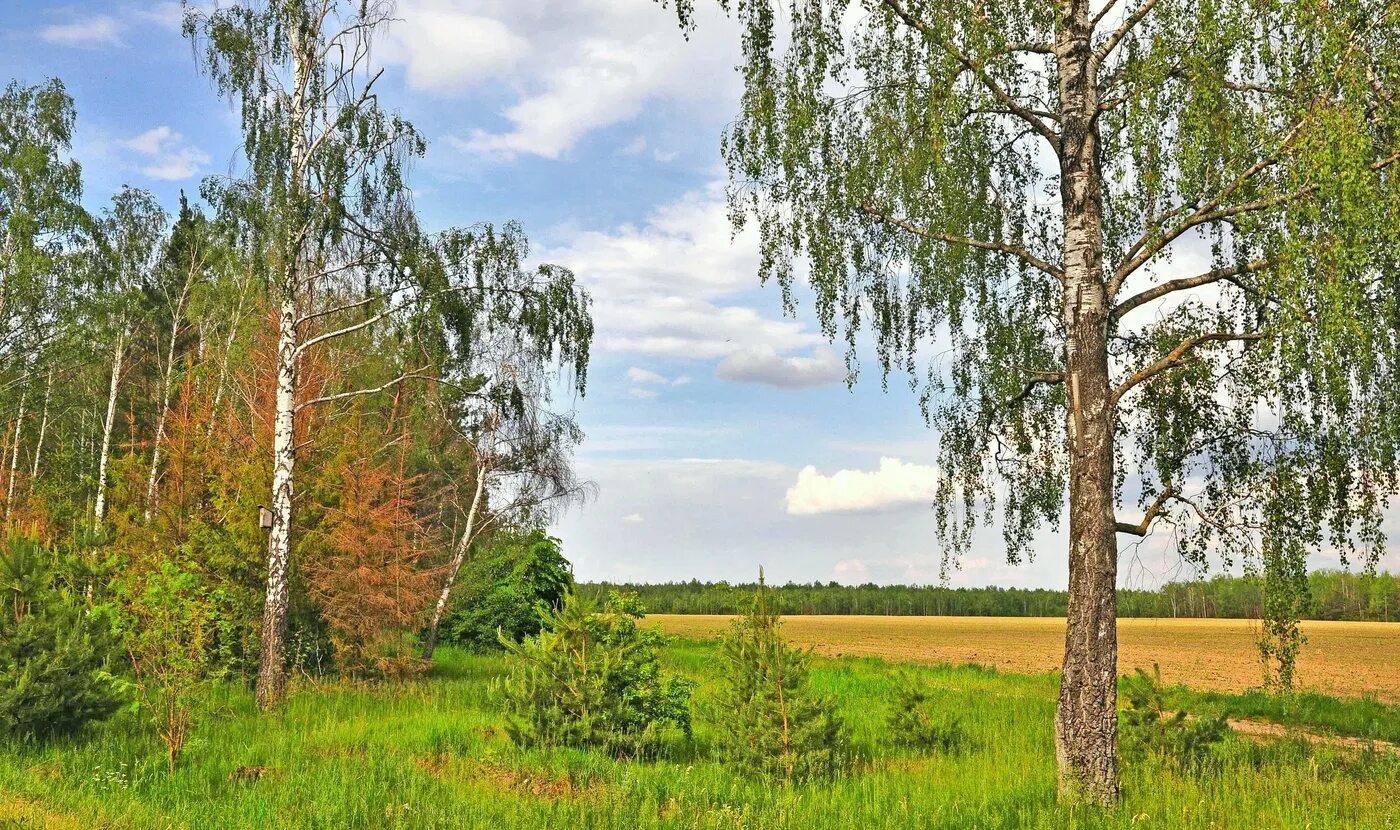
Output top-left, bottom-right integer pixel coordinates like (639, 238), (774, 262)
(382, 0), (740, 158)
(626, 387), (658, 400)
(621, 513), (644, 524)
(716, 345), (846, 389)
(41, 15), (123, 47)
(381, 2), (530, 94)
(541, 183), (826, 363)
(123, 126), (210, 181)
(627, 367), (668, 384)
(785, 457), (939, 516)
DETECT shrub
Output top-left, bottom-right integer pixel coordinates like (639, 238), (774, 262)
(713, 572), (848, 782)
(887, 677), (967, 753)
(0, 537), (123, 741)
(119, 560), (213, 772)
(442, 529), (572, 652)
(497, 591), (692, 757)
(1120, 663), (1230, 771)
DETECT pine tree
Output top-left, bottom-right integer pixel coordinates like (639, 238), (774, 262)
(714, 571), (846, 783)
(0, 537), (122, 741)
(497, 591), (692, 758)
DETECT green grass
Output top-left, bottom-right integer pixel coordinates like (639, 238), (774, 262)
(2, 640), (1398, 829)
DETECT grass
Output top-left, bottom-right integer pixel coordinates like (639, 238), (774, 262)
(1, 640), (1398, 829)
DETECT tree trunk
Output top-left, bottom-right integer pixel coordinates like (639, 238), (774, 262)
(94, 329), (127, 523)
(145, 284), (191, 522)
(422, 466), (487, 659)
(1054, 2), (1120, 806)
(4, 384), (25, 524)
(255, 296), (299, 710)
(30, 366), (52, 481)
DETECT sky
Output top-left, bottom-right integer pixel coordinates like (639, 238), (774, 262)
(3, 1), (1394, 590)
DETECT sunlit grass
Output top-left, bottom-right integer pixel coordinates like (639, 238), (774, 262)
(1, 640), (1397, 829)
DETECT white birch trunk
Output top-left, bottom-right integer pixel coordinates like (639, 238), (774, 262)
(94, 328), (127, 523)
(30, 366), (52, 480)
(255, 296), (299, 708)
(4, 385), (25, 523)
(144, 284), (191, 521)
(421, 466), (488, 659)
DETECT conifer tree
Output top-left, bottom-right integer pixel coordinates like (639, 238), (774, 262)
(714, 571), (846, 782)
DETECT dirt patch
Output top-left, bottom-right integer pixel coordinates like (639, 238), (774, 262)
(649, 615), (1400, 701)
(0, 793), (86, 830)
(413, 754), (601, 801)
(1227, 718), (1400, 755)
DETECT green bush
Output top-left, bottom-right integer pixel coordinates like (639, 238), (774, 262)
(887, 677), (967, 753)
(497, 590), (692, 757)
(1120, 663), (1230, 771)
(0, 538), (124, 741)
(442, 529), (573, 652)
(713, 573), (848, 782)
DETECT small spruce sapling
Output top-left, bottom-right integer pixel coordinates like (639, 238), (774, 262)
(887, 676), (967, 753)
(497, 590), (692, 757)
(1119, 664), (1229, 772)
(0, 538), (123, 741)
(714, 570), (848, 782)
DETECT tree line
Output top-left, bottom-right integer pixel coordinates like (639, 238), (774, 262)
(1, 0), (594, 737)
(582, 569), (1400, 622)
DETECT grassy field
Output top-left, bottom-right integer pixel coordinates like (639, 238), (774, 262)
(648, 615), (1400, 701)
(3, 638), (1400, 829)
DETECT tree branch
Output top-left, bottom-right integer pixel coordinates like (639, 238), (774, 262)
(1111, 258), (1269, 321)
(877, 0), (1061, 153)
(297, 367), (434, 412)
(1113, 331), (1265, 404)
(1115, 484), (1177, 536)
(1094, 0), (1163, 65)
(859, 202), (1065, 279)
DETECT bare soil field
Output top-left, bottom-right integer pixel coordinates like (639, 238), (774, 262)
(647, 615), (1400, 701)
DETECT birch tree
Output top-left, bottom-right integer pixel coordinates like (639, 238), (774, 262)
(1, 80), (86, 526)
(187, 1), (592, 708)
(187, 0), (428, 709)
(92, 187), (167, 524)
(418, 222), (594, 659)
(662, 0), (1400, 804)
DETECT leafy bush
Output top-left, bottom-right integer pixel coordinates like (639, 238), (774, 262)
(118, 560), (212, 772)
(713, 573), (848, 782)
(1120, 664), (1230, 771)
(887, 677), (967, 753)
(442, 528), (572, 652)
(0, 537), (123, 741)
(497, 590), (692, 757)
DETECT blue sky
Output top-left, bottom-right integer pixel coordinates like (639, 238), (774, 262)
(5, 1), (1392, 589)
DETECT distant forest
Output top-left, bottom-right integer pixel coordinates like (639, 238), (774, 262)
(581, 569), (1400, 622)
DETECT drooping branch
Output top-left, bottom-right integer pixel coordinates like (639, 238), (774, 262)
(859, 202), (1065, 279)
(1113, 331), (1265, 404)
(877, 0), (1062, 153)
(1115, 484), (1177, 536)
(1111, 258), (1269, 321)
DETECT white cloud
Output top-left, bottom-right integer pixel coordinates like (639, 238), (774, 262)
(41, 15), (123, 47)
(785, 457), (939, 516)
(541, 183), (825, 363)
(626, 387), (658, 400)
(123, 127), (176, 156)
(832, 559), (869, 582)
(627, 367), (668, 384)
(382, 1), (530, 94)
(123, 126), (210, 181)
(622, 513), (644, 524)
(383, 0), (739, 158)
(716, 345), (846, 389)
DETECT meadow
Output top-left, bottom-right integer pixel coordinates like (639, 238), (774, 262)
(3, 635), (1399, 830)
